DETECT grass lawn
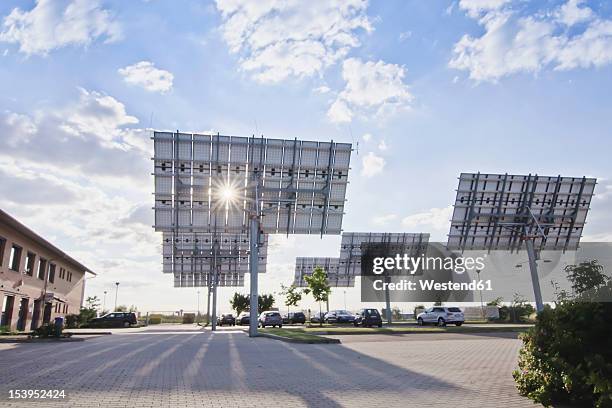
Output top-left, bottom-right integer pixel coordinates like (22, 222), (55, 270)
(298, 325), (531, 335)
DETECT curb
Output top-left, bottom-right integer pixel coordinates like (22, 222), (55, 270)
(0, 337), (85, 343)
(257, 332), (341, 344)
(64, 332), (112, 336)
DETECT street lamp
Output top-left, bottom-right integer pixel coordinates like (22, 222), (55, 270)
(114, 282), (119, 311)
(197, 290), (200, 323)
(103, 291), (107, 312)
(476, 269), (484, 320)
(343, 290), (347, 310)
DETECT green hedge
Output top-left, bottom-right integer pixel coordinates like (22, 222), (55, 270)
(148, 316), (162, 325)
(513, 301), (612, 407)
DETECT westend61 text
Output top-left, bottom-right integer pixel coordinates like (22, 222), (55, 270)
(372, 279), (493, 292)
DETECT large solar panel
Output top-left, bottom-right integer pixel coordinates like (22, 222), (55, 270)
(293, 257), (355, 288)
(173, 272), (245, 288)
(339, 232), (430, 275)
(161, 232), (267, 275)
(292, 232), (430, 288)
(153, 132), (351, 235)
(447, 173), (597, 251)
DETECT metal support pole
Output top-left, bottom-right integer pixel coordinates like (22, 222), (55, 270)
(206, 284), (211, 326)
(384, 274), (392, 324)
(211, 242), (219, 331)
(248, 215), (260, 338)
(525, 239), (544, 313)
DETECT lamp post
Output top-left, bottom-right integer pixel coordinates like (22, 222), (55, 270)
(114, 282), (119, 311)
(343, 290), (347, 310)
(476, 269), (484, 320)
(197, 290), (200, 323)
(103, 291), (107, 313)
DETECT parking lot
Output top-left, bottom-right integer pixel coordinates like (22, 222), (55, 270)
(0, 325), (534, 407)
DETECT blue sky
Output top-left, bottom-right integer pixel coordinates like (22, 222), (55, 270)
(1, 0), (612, 313)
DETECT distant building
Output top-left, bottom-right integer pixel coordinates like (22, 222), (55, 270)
(0, 209), (95, 331)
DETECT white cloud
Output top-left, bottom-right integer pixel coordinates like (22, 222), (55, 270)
(378, 140), (388, 151)
(361, 151), (385, 177)
(372, 213), (397, 226)
(362, 133), (372, 142)
(0, 0), (121, 56)
(118, 61), (174, 93)
(327, 58), (412, 123)
(399, 31), (412, 41)
(450, 0), (612, 82)
(401, 206), (453, 231)
(313, 85), (331, 94)
(215, 0), (372, 83)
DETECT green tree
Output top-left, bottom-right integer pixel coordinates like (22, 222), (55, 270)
(115, 305), (128, 312)
(78, 296), (101, 326)
(564, 260), (610, 298)
(280, 284), (302, 314)
(258, 294), (275, 314)
(230, 293), (250, 316)
(303, 266), (331, 327)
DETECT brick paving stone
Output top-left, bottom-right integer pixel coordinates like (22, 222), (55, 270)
(0, 328), (537, 407)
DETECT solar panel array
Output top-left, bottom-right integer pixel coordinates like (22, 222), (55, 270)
(293, 257), (355, 288)
(153, 131), (352, 288)
(447, 173), (596, 251)
(153, 132), (351, 235)
(293, 232), (430, 287)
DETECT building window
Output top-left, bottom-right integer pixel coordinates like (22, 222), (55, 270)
(64, 304), (68, 314)
(25, 252), (36, 276)
(59, 268), (64, 279)
(0, 236), (6, 267)
(67, 271), (72, 282)
(48, 264), (56, 283)
(9, 245), (22, 272)
(37, 258), (47, 280)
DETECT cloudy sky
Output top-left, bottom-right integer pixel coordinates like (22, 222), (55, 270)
(1, 0), (612, 314)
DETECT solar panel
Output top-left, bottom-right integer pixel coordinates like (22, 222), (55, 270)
(153, 132), (352, 235)
(293, 257), (356, 288)
(447, 173), (597, 251)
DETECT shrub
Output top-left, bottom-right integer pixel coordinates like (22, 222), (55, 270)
(513, 301), (612, 407)
(64, 314), (80, 329)
(32, 323), (60, 338)
(148, 316), (162, 325)
(182, 313), (195, 324)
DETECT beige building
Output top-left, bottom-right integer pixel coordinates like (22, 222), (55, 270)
(0, 209), (95, 331)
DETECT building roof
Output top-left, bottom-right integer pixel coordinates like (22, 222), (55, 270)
(0, 208), (96, 275)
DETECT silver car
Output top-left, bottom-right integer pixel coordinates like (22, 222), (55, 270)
(258, 311), (283, 328)
(417, 307), (464, 326)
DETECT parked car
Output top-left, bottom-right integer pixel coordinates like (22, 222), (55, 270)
(236, 312), (250, 325)
(89, 312), (138, 328)
(217, 314), (236, 326)
(288, 312), (306, 324)
(324, 310), (356, 324)
(353, 308), (383, 327)
(282, 314), (290, 324)
(258, 311), (283, 328)
(310, 312), (325, 324)
(416, 307), (464, 326)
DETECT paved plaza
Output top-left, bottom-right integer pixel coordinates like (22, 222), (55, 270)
(0, 326), (536, 407)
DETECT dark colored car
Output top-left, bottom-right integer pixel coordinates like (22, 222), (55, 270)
(237, 312), (250, 325)
(288, 312), (306, 324)
(89, 312), (138, 328)
(353, 308), (383, 327)
(217, 314), (235, 326)
(325, 310), (356, 324)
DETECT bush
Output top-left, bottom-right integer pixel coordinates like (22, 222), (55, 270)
(182, 313), (195, 324)
(513, 301), (612, 407)
(31, 323), (60, 338)
(148, 316), (162, 325)
(64, 314), (80, 329)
